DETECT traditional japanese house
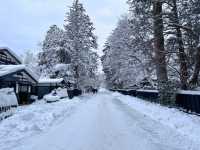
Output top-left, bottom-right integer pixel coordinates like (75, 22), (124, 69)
(0, 47), (67, 105)
(0, 47), (21, 65)
(0, 47), (38, 104)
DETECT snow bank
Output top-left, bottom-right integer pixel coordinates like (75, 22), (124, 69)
(56, 88), (68, 98)
(112, 91), (200, 146)
(0, 97), (82, 150)
(44, 88), (68, 102)
(0, 88), (18, 107)
(44, 94), (60, 103)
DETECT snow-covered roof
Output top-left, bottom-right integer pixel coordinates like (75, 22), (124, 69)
(0, 65), (39, 83)
(0, 47), (22, 64)
(38, 78), (64, 84)
(137, 89), (158, 93)
(0, 65), (25, 77)
(0, 88), (18, 107)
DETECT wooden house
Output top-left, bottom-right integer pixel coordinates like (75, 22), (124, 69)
(0, 47), (67, 104)
(0, 47), (38, 104)
(0, 47), (21, 65)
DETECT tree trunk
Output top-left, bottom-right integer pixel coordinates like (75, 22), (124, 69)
(153, 1), (169, 104)
(172, 0), (188, 90)
(153, 1), (168, 84)
(190, 45), (200, 85)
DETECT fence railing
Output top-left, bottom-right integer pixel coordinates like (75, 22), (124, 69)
(110, 89), (200, 115)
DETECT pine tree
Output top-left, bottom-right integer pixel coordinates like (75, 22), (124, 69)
(64, 0), (98, 89)
(38, 25), (65, 77)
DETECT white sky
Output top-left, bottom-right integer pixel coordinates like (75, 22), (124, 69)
(0, 0), (128, 56)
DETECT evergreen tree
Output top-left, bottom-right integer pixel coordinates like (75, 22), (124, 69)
(64, 0), (98, 89)
(38, 25), (66, 77)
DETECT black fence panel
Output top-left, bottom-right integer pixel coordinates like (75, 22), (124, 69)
(176, 94), (200, 114)
(136, 91), (158, 103)
(110, 89), (200, 114)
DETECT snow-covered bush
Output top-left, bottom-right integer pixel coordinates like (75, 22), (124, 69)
(0, 88), (18, 120)
(0, 88), (18, 107)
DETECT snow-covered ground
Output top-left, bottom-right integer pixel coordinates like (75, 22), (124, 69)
(1, 89), (200, 150)
(112, 91), (200, 148)
(0, 97), (85, 150)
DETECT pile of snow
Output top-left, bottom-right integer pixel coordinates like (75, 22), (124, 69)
(55, 88), (68, 98)
(44, 88), (68, 103)
(0, 97), (83, 150)
(0, 88), (18, 107)
(112, 91), (200, 146)
(44, 94), (60, 103)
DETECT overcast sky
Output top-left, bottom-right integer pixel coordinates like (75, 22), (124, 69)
(0, 0), (128, 56)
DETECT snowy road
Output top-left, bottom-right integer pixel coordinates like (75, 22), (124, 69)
(1, 90), (199, 150)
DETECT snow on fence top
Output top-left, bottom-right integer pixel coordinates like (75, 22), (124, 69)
(114, 89), (200, 96)
(0, 65), (39, 82)
(38, 78), (64, 84)
(137, 89), (200, 95)
(177, 90), (200, 96)
(0, 88), (18, 107)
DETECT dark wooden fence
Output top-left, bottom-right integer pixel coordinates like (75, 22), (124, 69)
(110, 89), (200, 114)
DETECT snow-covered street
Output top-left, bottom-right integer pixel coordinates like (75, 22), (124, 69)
(1, 90), (200, 150)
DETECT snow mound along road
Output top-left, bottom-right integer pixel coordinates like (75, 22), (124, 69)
(112, 91), (200, 147)
(0, 97), (83, 150)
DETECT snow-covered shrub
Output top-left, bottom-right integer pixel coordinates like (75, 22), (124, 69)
(0, 88), (18, 120)
(0, 88), (18, 107)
